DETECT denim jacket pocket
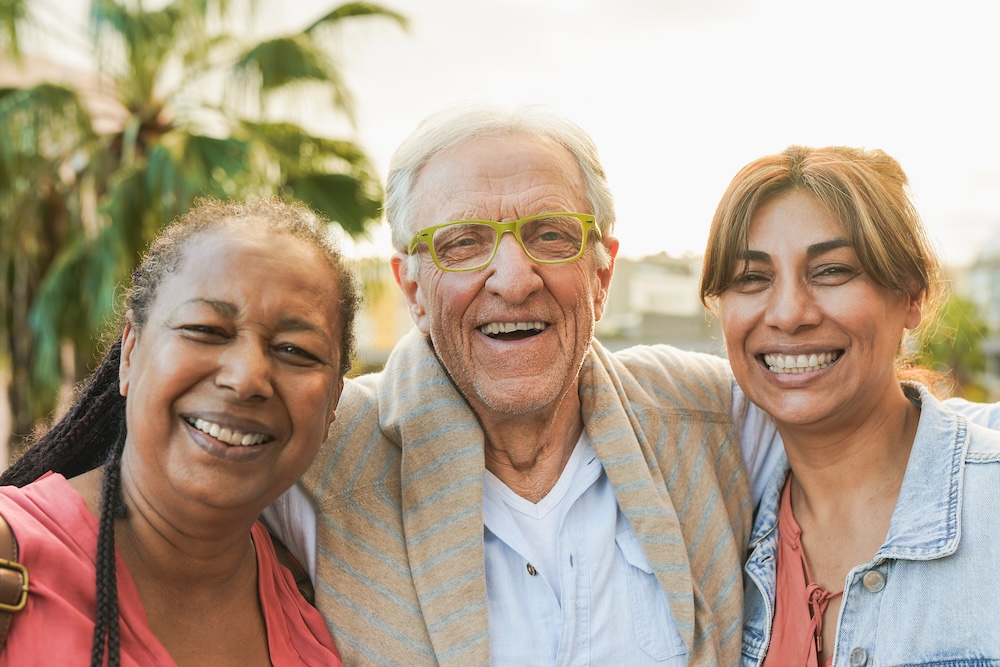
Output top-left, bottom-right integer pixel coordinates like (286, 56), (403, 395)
(616, 528), (687, 661)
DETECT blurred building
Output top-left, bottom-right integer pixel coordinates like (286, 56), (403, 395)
(351, 257), (417, 373)
(595, 252), (723, 355)
(966, 226), (1000, 393)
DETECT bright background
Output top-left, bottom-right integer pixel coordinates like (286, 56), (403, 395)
(44, 0), (1000, 266)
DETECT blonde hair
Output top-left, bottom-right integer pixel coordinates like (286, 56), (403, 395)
(700, 146), (942, 327)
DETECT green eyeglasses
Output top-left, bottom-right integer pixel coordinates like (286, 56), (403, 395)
(407, 213), (601, 272)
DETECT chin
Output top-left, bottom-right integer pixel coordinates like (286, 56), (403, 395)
(472, 378), (562, 417)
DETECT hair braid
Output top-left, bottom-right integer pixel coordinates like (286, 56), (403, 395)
(3, 197), (362, 663)
(89, 423), (127, 667)
(0, 340), (125, 487)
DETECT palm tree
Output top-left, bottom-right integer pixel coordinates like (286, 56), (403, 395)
(0, 0), (407, 462)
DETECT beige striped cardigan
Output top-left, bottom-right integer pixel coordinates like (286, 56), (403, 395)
(300, 329), (751, 666)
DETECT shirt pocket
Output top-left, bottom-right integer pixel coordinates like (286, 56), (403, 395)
(616, 528), (687, 661)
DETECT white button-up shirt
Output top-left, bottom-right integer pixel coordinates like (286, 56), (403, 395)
(483, 433), (687, 666)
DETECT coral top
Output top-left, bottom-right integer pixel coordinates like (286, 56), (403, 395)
(0, 472), (340, 666)
(762, 476), (841, 667)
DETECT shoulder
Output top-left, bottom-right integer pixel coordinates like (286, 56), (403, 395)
(605, 342), (733, 413)
(335, 373), (380, 416)
(911, 383), (1000, 463)
(0, 474), (97, 553)
(965, 421), (1000, 462)
(0, 474), (80, 523)
(302, 370), (401, 506)
(614, 345), (730, 385)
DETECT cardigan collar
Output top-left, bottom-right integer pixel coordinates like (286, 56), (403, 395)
(372, 330), (701, 659)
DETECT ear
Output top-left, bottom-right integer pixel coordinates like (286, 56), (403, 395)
(391, 252), (429, 333)
(325, 378), (345, 440)
(593, 237), (619, 322)
(330, 377), (345, 423)
(903, 288), (923, 331)
(119, 312), (139, 397)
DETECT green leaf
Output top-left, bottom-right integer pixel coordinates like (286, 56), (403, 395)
(283, 172), (381, 237)
(303, 1), (409, 33)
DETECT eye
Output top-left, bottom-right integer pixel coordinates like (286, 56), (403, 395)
(433, 223), (495, 267)
(180, 324), (229, 339)
(728, 271), (771, 294)
(273, 343), (324, 366)
(812, 264), (859, 285)
(521, 217), (584, 259)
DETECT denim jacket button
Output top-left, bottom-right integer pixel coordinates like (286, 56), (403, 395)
(862, 569), (885, 593)
(849, 647), (869, 666)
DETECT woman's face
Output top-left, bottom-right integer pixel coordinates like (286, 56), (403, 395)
(118, 224), (345, 516)
(719, 190), (921, 431)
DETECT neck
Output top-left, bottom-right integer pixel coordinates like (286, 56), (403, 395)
(72, 466), (261, 594)
(778, 383), (919, 513)
(481, 384), (584, 503)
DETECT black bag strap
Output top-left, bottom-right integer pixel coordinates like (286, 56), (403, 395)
(0, 513), (29, 649)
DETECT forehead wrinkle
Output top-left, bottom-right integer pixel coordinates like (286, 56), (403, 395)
(186, 297), (238, 317)
(276, 316), (331, 339)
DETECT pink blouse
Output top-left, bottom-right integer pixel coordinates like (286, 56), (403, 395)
(762, 475), (842, 667)
(0, 472), (341, 666)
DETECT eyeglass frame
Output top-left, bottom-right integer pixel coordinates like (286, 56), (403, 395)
(406, 212), (602, 273)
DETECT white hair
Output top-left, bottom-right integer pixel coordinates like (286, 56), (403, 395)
(385, 103), (616, 278)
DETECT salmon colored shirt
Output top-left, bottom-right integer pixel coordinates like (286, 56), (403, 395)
(0, 472), (341, 666)
(762, 475), (841, 667)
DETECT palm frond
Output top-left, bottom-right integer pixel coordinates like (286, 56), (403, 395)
(0, 0), (29, 60)
(303, 1), (408, 34)
(146, 132), (255, 218)
(239, 119), (376, 171)
(0, 83), (94, 164)
(282, 172), (381, 237)
(233, 34), (338, 91)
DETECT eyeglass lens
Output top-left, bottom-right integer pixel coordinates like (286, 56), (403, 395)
(432, 215), (586, 270)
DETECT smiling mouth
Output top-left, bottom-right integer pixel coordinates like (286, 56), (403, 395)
(185, 418), (272, 446)
(479, 321), (548, 340)
(762, 351), (842, 374)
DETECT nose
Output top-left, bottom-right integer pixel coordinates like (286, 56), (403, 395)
(484, 232), (543, 304)
(214, 337), (274, 401)
(762, 277), (821, 332)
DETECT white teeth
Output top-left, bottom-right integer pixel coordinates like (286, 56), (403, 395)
(190, 418), (267, 446)
(763, 351), (841, 374)
(479, 321), (547, 336)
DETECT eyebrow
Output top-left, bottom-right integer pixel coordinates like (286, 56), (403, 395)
(736, 238), (853, 262)
(189, 298), (238, 318)
(184, 299), (329, 337)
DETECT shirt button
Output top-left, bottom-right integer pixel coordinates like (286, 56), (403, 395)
(849, 647), (868, 666)
(862, 569), (886, 593)
(526, 563), (537, 576)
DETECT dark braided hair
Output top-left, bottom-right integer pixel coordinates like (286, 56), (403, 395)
(1, 197), (362, 667)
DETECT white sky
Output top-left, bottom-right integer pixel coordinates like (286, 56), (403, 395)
(38, 0), (1000, 266)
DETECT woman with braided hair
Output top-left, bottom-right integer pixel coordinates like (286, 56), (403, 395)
(0, 197), (359, 666)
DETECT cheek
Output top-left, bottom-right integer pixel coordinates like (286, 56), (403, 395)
(718, 297), (748, 341)
(427, 275), (480, 322)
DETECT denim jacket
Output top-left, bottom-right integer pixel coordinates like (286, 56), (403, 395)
(743, 384), (1000, 666)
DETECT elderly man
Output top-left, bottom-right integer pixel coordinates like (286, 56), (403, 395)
(267, 105), (781, 666)
(265, 105), (1000, 667)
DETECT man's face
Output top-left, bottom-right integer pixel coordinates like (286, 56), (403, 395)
(393, 133), (617, 420)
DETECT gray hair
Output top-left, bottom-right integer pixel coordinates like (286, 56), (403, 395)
(385, 104), (616, 276)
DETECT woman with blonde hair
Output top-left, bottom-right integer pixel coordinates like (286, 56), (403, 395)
(701, 146), (1000, 665)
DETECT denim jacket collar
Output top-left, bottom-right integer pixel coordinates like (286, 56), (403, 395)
(749, 383), (969, 562)
(879, 383), (969, 560)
